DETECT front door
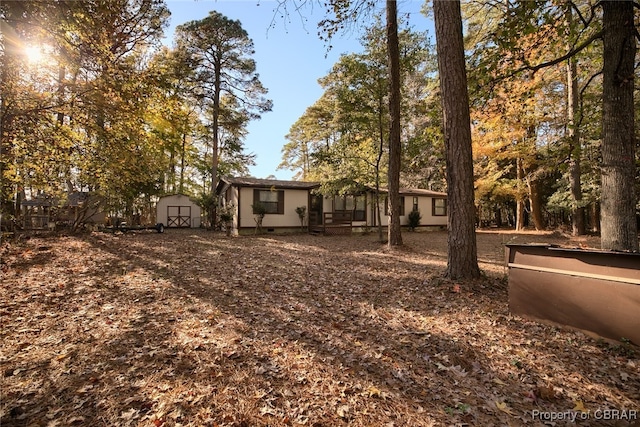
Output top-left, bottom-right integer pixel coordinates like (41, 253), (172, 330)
(167, 206), (191, 227)
(309, 194), (323, 227)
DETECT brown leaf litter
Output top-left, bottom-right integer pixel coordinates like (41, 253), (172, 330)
(1, 229), (638, 427)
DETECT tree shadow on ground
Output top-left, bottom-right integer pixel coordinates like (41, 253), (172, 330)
(1, 230), (637, 426)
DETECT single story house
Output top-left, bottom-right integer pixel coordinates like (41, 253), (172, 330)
(157, 194), (202, 228)
(217, 177), (447, 234)
(217, 177), (321, 233)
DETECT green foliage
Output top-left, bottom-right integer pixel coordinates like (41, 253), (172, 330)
(218, 204), (235, 223)
(280, 18), (438, 196)
(174, 10), (272, 204)
(252, 201), (267, 219)
(295, 206), (306, 229)
(464, 0), (609, 231)
(407, 209), (421, 231)
(1, 0), (171, 221)
(0, 2), (272, 228)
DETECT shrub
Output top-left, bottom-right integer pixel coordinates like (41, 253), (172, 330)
(408, 209), (421, 231)
(219, 204), (234, 223)
(295, 206), (306, 230)
(252, 202), (267, 219)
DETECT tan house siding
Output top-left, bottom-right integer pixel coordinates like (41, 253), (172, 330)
(412, 195), (448, 227)
(238, 187), (309, 229)
(368, 193), (448, 228)
(217, 177), (447, 232)
(313, 192), (447, 228)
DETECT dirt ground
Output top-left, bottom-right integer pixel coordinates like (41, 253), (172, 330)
(1, 229), (638, 427)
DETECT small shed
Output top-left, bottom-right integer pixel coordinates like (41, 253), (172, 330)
(156, 194), (201, 228)
(21, 196), (54, 230)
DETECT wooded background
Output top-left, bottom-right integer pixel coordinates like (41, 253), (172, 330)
(1, 1), (638, 248)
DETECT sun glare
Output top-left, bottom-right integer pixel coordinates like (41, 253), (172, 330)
(24, 45), (45, 63)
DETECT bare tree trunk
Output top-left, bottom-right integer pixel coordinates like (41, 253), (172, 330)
(515, 158), (526, 230)
(168, 149), (176, 193)
(590, 201), (600, 233)
(179, 132), (186, 194)
(375, 172), (383, 243)
(56, 65), (66, 125)
(523, 125), (546, 231)
(566, 6), (585, 236)
(527, 177), (545, 230)
(433, 0), (481, 279)
(376, 89), (385, 243)
(600, 1), (638, 251)
(386, 0), (402, 247)
(302, 142), (310, 180)
(210, 60), (222, 230)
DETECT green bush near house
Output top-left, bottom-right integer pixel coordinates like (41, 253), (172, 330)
(252, 202), (267, 234)
(295, 206), (306, 230)
(408, 209), (421, 231)
(219, 206), (234, 223)
(252, 202), (267, 218)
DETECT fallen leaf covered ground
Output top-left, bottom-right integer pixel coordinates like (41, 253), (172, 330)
(1, 229), (638, 427)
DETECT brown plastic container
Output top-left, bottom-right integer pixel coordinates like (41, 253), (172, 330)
(506, 244), (640, 345)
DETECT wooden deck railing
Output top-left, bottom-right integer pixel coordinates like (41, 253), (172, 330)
(311, 211), (352, 235)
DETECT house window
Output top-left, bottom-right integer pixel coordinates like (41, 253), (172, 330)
(412, 197), (419, 212)
(384, 196), (406, 216)
(253, 189), (284, 214)
(432, 198), (447, 216)
(333, 195), (366, 221)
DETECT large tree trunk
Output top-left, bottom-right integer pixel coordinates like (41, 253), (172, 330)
(567, 55), (585, 235)
(600, 1), (638, 252)
(376, 89), (385, 243)
(386, 0), (402, 247)
(527, 174), (545, 230)
(525, 126), (546, 231)
(433, 0), (481, 279)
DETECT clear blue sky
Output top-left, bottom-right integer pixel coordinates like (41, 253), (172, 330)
(164, 0), (432, 180)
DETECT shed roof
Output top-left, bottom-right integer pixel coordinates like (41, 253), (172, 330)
(158, 193), (200, 204)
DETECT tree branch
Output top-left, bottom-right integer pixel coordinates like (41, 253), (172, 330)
(504, 29), (604, 80)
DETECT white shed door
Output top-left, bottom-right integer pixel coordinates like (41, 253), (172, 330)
(167, 206), (191, 227)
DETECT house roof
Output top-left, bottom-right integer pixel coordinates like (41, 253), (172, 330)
(219, 177), (446, 197)
(377, 187), (448, 198)
(221, 177), (321, 190)
(399, 188), (447, 197)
